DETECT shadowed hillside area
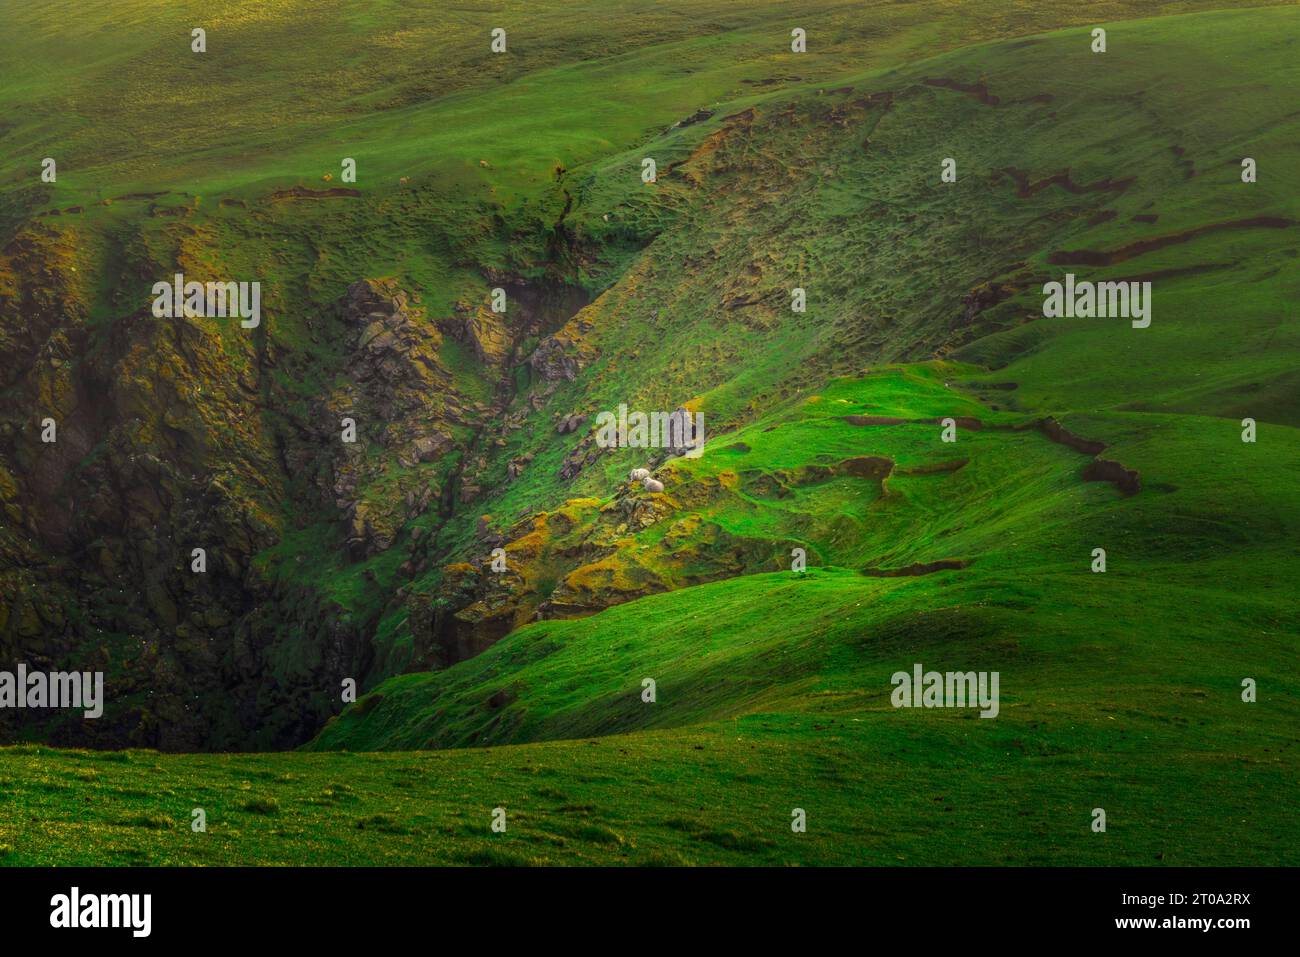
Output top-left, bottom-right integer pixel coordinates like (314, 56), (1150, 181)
(0, 0), (1296, 866)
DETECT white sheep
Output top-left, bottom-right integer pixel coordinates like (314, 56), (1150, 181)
(629, 468), (651, 481)
(642, 477), (664, 493)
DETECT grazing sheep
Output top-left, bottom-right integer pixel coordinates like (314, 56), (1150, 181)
(642, 477), (664, 493)
(629, 468), (651, 481)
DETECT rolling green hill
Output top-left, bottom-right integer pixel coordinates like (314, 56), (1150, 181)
(1, 1), (1297, 866)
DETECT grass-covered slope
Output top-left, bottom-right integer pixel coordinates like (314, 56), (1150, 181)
(300, 6), (1300, 863)
(3, 689), (1292, 866)
(13, 0), (1270, 747)
(0, 2), (1297, 865)
(2, 1), (1295, 747)
(365, 3), (1300, 671)
(0, 0), (1250, 212)
(308, 362), (1298, 756)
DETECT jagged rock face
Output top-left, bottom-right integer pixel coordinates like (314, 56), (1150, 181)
(453, 305), (512, 366)
(0, 223), (371, 750)
(0, 233), (527, 749)
(527, 335), (582, 382)
(526, 300), (597, 384)
(326, 279), (457, 560)
(339, 279), (454, 447)
(0, 199), (594, 747)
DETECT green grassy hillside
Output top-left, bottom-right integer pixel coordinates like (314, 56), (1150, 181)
(309, 362), (1300, 748)
(1, 1), (1297, 866)
(3, 689), (1293, 866)
(297, 5), (1300, 865)
(352, 3), (1300, 674)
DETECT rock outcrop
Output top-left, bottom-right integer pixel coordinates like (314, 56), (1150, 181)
(326, 279), (458, 559)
